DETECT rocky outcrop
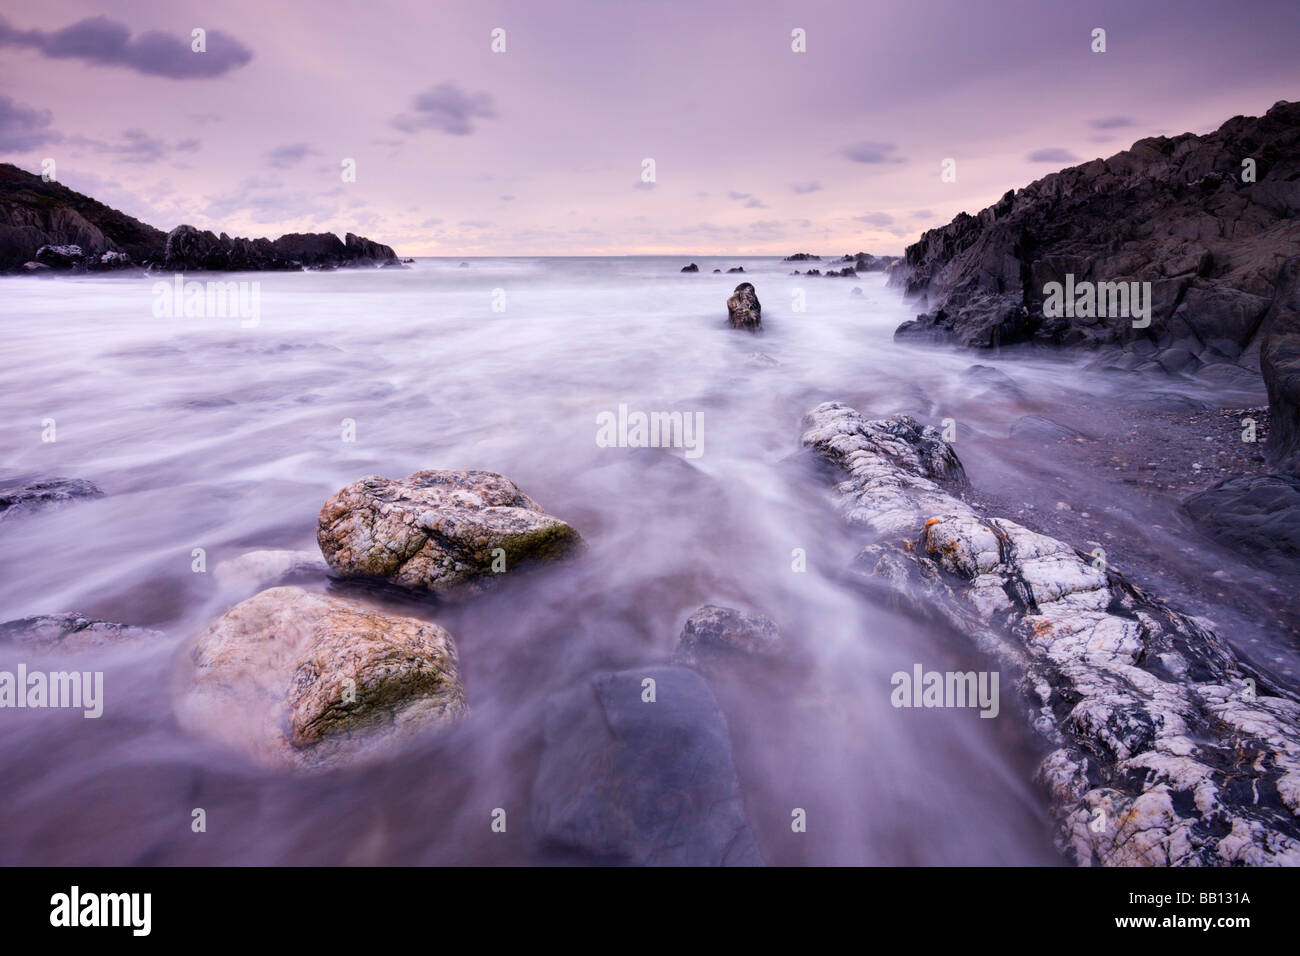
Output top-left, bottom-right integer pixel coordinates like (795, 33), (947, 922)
(801, 400), (1300, 866)
(1259, 256), (1300, 472)
(680, 262), (699, 272)
(0, 162), (402, 274)
(159, 225), (399, 271)
(317, 470), (582, 595)
(175, 586), (466, 769)
(530, 666), (763, 865)
(839, 252), (897, 272)
(890, 101), (1300, 379)
(726, 282), (762, 331)
(1183, 474), (1300, 575)
(0, 613), (160, 651)
(784, 253), (821, 261)
(0, 477), (102, 522)
(674, 605), (781, 671)
(0, 163), (164, 272)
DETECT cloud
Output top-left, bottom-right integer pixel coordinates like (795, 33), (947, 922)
(744, 198), (767, 209)
(913, 209), (934, 219)
(175, 138), (201, 152)
(790, 181), (822, 194)
(842, 140), (901, 164)
(1091, 116), (1136, 130)
(68, 128), (176, 164)
(392, 83), (497, 135)
(727, 190), (750, 200)
(0, 15), (252, 79)
(854, 212), (895, 228)
(420, 217), (443, 228)
(266, 143), (318, 169)
(0, 95), (61, 151)
(1027, 147), (1080, 163)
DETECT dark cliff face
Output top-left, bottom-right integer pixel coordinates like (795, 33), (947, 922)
(0, 163), (166, 271)
(0, 162), (400, 273)
(890, 100), (1300, 470)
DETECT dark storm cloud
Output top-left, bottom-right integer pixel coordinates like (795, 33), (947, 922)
(392, 84), (497, 135)
(0, 15), (252, 79)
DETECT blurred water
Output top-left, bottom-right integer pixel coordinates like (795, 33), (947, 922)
(0, 257), (1282, 864)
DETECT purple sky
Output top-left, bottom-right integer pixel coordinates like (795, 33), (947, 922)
(2, 0), (1297, 256)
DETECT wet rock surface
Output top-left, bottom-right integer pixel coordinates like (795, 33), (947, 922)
(674, 605), (781, 671)
(1184, 474), (1300, 574)
(0, 477), (103, 522)
(317, 469), (582, 595)
(726, 282), (761, 330)
(176, 586), (466, 769)
(530, 666), (763, 865)
(802, 400), (1300, 865)
(0, 614), (161, 651)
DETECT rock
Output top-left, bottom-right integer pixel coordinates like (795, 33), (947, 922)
(34, 244), (83, 269)
(726, 266), (745, 273)
(801, 400), (1300, 866)
(680, 262), (699, 273)
(743, 351), (780, 368)
(889, 101), (1300, 378)
(530, 666), (763, 865)
(850, 286), (863, 297)
(1010, 415), (1081, 442)
(458, 261), (469, 267)
(1261, 256), (1300, 473)
(840, 252), (898, 272)
(0, 613), (160, 651)
(0, 477), (103, 522)
(160, 224), (399, 271)
(213, 549), (330, 590)
(961, 364), (1025, 400)
(674, 605), (781, 670)
(823, 267), (857, 278)
(783, 253), (821, 261)
(176, 586), (466, 769)
(726, 282), (762, 331)
(317, 470), (582, 595)
(1183, 474), (1300, 574)
(712, 269), (721, 273)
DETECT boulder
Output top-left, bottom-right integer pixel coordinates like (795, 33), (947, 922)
(175, 586), (466, 769)
(680, 262), (699, 273)
(726, 282), (762, 331)
(530, 666), (763, 865)
(0, 477), (102, 522)
(1183, 474), (1300, 574)
(0, 614), (160, 651)
(674, 605), (781, 670)
(213, 549), (330, 590)
(317, 470), (582, 595)
(726, 266), (745, 274)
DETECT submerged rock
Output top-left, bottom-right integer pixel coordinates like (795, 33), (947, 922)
(0, 477), (103, 522)
(530, 666), (763, 865)
(674, 605), (781, 670)
(1183, 474), (1300, 574)
(801, 400), (1300, 866)
(176, 586), (466, 769)
(317, 470), (582, 595)
(726, 282), (762, 331)
(213, 549), (330, 590)
(0, 613), (160, 651)
(1010, 415), (1081, 442)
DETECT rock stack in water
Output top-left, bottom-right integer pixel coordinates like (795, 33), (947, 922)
(727, 282), (762, 331)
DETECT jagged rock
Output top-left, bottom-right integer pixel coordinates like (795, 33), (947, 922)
(680, 262), (699, 272)
(726, 282), (762, 331)
(317, 470), (582, 595)
(530, 666), (763, 865)
(175, 586), (466, 769)
(801, 400), (1300, 866)
(890, 101), (1300, 374)
(34, 244), (83, 269)
(673, 605), (780, 670)
(783, 253), (821, 261)
(839, 252), (897, 272)
(0, 477), (103, 522)
(0, 614), (160, 650)
(160, 224), (399, 271)
(1183, 474), (1300, 574)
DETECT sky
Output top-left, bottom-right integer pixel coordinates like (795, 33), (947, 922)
(1, 0), (1297, 257)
